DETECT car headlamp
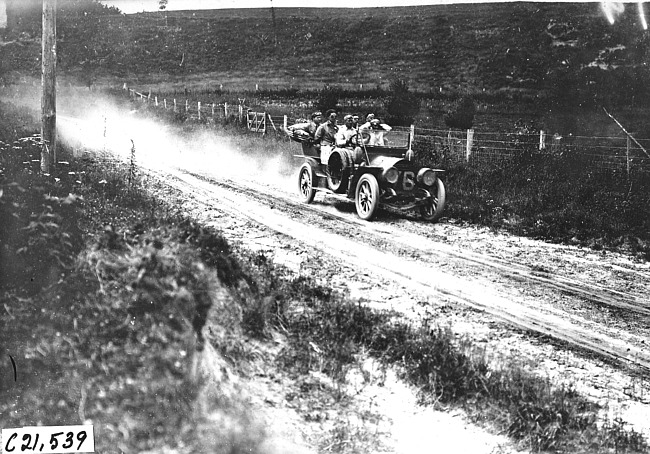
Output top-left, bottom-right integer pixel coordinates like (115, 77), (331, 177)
(417, 168), (436, 186)
(383, 167), (399, 184)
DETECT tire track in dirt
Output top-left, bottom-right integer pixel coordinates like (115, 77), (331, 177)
(191, 170), (650, 318)
(148, 166), (650, 373)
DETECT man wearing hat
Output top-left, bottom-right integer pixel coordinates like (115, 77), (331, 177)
(360, 117), (392, 146)
(314, 109), (339, 164)
(336, 114), (358, 147)
(285, 111), (323, 142)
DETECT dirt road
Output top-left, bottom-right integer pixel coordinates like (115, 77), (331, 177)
(122, 142), (650, 441)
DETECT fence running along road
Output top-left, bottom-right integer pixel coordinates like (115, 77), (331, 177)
(127, 86), (650, 175)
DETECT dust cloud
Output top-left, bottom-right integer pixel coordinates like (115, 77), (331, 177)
(1, 82), (296, 193)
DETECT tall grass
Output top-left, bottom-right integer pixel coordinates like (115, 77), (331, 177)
(274, 295), (648, 453)
(440, 149), (650, 258)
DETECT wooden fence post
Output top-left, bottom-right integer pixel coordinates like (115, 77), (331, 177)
(224, 102), (229, 118)
(239, 105), (244, 124)
(409, 125), (415, 150)
(284, 115), (288, 131)
(185, 99), (189, 113)
(212, 103), (215, 118)
(155, 96), (158, 107)
(552, 133), (561, 154)
(198, 102), (201, 120)
(163, 99), (167, 109)
(466, 129), (474, 162)
(173, 99), (177, 113)
(539, 130), (546, 150)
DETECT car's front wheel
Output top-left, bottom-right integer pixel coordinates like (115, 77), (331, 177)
(420, 179), (446, 222)
(355, 173), (380, 220)
(298, 163), (316, 204)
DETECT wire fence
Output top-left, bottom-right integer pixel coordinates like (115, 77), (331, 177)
(126, 86), (650, 176)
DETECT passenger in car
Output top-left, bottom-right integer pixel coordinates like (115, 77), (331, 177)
(360, 118), (392, 146)
(285, 111), (323, 142)
(351, 114), (360, 129)
(314, 109), (340, 164)
(336, 114), (358, 147)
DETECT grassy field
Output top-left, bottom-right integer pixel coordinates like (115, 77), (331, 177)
(3, 2), (650, 107)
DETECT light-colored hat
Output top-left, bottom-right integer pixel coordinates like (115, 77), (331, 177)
(344, 114), (353, 121)
(366, 113), (375, 122)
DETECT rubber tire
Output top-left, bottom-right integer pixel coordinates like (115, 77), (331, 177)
(420, 179), (446, 222)
(298, 163), (316, 204)
(327, 150), (352, 194)
(355, 173), (380, 221)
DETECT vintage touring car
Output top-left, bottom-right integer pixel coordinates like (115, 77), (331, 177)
(290, 126), (446, 221)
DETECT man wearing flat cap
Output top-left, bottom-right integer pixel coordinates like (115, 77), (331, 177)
(285, 111), (323, 141)
(314, 109), (339, 164)
(336, 114), (358, 147)
(360, 117), (392, 146)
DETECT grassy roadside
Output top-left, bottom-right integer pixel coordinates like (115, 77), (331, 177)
(1, 100), (648, 453)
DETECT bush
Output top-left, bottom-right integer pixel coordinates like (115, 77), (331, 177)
(316, 84), (342, 113)
(384, 78), (421, 126)
(444, 95), (477, 130)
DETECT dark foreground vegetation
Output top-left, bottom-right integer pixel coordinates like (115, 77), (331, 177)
(1, 100), (648, 453)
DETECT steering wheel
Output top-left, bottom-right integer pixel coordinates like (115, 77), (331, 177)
(347, 131), (370, 147)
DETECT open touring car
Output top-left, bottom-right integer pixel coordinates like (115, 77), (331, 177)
(290, 126), (446, 221)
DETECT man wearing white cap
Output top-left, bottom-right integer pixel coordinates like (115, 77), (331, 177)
(360, 117), (392, 146)
(336, 114), (358, 147)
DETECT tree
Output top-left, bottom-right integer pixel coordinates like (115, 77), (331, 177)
(316, 85), (341, 113)
(444, 95), (476, 130)
(384, 78), (420, 126)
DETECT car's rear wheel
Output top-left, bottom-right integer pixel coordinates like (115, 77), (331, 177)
(298, 163), (316, 204)
(420, 179), (446, 222)
(327, 149), (353, 194)
(355, 173), (380, 220)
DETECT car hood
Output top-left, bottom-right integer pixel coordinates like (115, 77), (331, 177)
(367, 155), (407, 169)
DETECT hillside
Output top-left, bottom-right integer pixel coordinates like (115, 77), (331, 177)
(1, 2), (650, 106)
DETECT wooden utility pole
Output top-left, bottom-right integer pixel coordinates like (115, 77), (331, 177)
(41, 0), (57, 173)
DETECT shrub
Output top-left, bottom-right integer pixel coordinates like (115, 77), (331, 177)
(444, 95), (477, 130)
(316, 84), (342, 113)
(384, 78), (421, 126)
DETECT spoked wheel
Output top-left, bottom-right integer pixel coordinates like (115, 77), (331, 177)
(420, 179), (446, 222)
(355, 173), (380, 221)
(297, 163), (316, 204)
